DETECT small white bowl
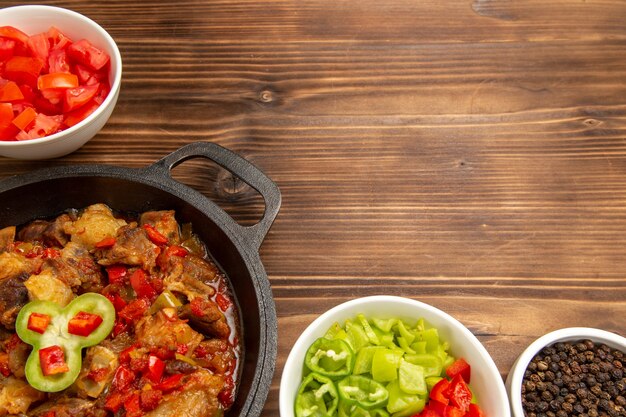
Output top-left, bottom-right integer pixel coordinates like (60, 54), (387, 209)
(279, 295), (511, 417)
(0, 5), (121, 160)
(505, 327), (626, 417)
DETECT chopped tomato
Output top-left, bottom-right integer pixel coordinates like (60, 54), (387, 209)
(37, 72), (78, 90)
(3, 56), (44, 87)
(11, 107), (36, 131)
(94, 236), (116, 248)
(66, 39), (110, 70)
(123, 392), (142, 417)
(0, 102), (13, 126)
(143, 224), (168, 245)
(0, 352), (11, 377)
(39, 345), (69, 376)
(446, 357), (471, 383)
(0, 25), (110, 141)
(27, 312), (51, 334)
(215, 293), (232, 312)
(68, 311), (103, 337)
(0, 38), (16, 61)
(119, 298), (150, 322)
(130, 269), (157, 300)
(63, 99), (99, 127)
(0, 80), (24, 102)
(0, 26), (29, 46)
(41, 411), (56, 417)
(63, 83), (99, 112)
(27, 32), (50, 64)
(105, 390), (129, 413)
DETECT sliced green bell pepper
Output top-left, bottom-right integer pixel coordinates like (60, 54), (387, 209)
(338, 400), (390, 417)
(371, 348), (402, 382)
(337, 375), (389, 410)
(398, 360), (427, 395)
(295, 372), (339, 417)
(385, 379), (425, 415)
(15, 293), (115, 392)
(305, 337), (354, 379)
(403, 353), (443, 377)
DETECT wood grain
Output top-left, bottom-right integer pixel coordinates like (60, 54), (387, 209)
(1, 0), (626, 415)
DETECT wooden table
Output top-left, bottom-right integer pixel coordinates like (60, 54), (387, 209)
(2, 0), (625, 415)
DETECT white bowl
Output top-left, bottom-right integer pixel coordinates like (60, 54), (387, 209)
(279, 295), (511, 417)
(506, 327), (626, 417)
(0, 5), (121, 160)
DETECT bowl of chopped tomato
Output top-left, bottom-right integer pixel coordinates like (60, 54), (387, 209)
(280, 296), (511, 417)
(0, 5), (121, 159)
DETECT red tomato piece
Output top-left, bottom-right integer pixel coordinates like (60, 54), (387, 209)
(33, 94), (62, 116)
(48, 49), (70, 73)
(111, 365), (136, 391)
(0, 81), (24, 102)
(67, 39), (110, 70)
(123, 392), (142, 417)
(145, 355), (165, 383)
(0, 102), (13, 126)
(17, 113), (62, 140)
(130, 269), (157, 299)
(0, 38), (16, 62)
(119, 298), (150, 323)
(430, 378), (451, 405)
(215, 293), (232, 312)
(39, 345), (69, 376)
(11, 107), (36, 131)
(104, 390), (129, 413)
(0, 124), (18, 141)
(47, 26), (73, 50)
(3, 56), (44, 88)
(41, 411), (56, 417)
(140, 390), (163, 412)
(27, 32), (50, 64)
(446, 358), (471, 383)
(27, 312), (51, 334)
(0, 26), (29, 46)
(37, 72), (78, 90)
(447, 375), (472, 412)
(68, 311), (103, 337)
(64, 99), (99, 127)
(63, 83), (99, 112)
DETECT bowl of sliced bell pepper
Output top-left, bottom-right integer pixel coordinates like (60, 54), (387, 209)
(279, 295), (511, 417)
(0, 5), (121, 159)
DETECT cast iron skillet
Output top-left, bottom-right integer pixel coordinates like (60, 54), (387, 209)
(0, 142), (281, 417)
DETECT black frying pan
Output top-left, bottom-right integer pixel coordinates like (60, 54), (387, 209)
(0, 142), (281, 417)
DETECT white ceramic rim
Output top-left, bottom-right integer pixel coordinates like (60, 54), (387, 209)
(279, 295), (510, 417)
(0, 5), (122, 147)
(506, 327), (626, 417)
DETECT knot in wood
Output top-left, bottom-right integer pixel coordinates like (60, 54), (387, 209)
(260, 90), (273, 103)
(583, 118), (601, 128)
(217, 169), (248, 198)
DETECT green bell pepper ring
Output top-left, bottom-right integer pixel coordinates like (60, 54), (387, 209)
(337, 375), (389, 410)
(305, 337), (354, 379)
(295, 372), (339, 417)
(15, 293), (115, 392)
(338, 400), (390, 417)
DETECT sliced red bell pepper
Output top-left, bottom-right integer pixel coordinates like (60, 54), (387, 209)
(445, 357), (471, 383)
(11, 107), (36, 131)
(154, 373), (184, 393)
(39, 345), (70, 376)
(112, 364), (135, 391)
(95, 236), (116, 248)
(67, 311), (104, 337)
(145, 355), (165, 383)
(430, 378), (451, 405)
(0, 81), (24, 102)
(3, 56), (44, 88)
(66, 39), (110, 70)
(130, 269), (157, 300)
(143, 224), (168, 245)
(445, 406), (465, 417)
(106, 265), (128, 284)
(447, 374), (472, 412)
(27, 312), (51, 334)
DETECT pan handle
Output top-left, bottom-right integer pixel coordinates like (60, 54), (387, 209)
(147, 142), (281, 252)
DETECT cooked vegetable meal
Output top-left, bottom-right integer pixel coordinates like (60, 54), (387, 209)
(0, 204), (240, 416)
(296, 314), (486, 417)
